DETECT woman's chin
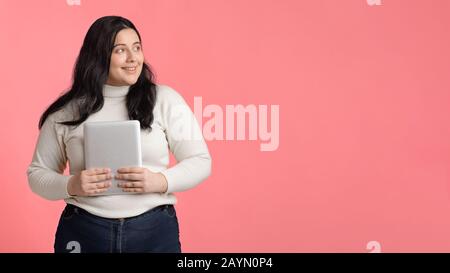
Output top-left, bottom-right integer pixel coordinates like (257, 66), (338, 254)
(121, 78), (138, 86)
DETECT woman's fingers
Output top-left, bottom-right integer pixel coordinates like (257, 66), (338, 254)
(94, 173), (112, 182)
(121, 187), (144, 193)
(117, 180), (145, 193)
(83, 173), (112, 183)
(83, 168), (112, 183)
(86, 167), (110, 176)
(81, 167), (148, 194)
(87, 187), (110, 196)
(88, 180), (112, 190)
(118, 181), (144, 188)
(115, 173), (142, 181)
(117, 167), (144, 174)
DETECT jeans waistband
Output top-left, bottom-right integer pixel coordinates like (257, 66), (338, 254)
(65, 203), (173, 223)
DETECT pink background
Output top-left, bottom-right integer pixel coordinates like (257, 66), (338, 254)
(1, 0), (450, 252)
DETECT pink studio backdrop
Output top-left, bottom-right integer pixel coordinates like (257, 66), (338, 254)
(1, 0), (450, 252)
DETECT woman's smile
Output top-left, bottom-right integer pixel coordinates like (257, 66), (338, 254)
(122, 66), (137, 73)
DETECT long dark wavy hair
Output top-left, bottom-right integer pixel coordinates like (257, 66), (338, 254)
(38, 16), (157, 132)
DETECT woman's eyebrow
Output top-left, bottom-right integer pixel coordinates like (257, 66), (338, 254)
(113, 41), (141, 48)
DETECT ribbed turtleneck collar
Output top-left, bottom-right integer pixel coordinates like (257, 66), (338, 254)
(102, 84), (130, 98)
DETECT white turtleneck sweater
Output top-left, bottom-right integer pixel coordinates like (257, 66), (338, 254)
(27, 84), (212, 218)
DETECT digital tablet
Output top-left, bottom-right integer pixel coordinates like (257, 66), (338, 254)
(84, 120), (142, 195)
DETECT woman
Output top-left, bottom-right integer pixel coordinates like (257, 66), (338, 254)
(26, 16), (212, 253)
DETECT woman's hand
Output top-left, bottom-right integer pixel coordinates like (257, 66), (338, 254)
(67, 168), (112, 196)
(115, 167), (168, 193)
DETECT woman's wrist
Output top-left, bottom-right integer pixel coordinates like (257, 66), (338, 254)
(67, 175), (76, 196)
(158, 173), (168, 193)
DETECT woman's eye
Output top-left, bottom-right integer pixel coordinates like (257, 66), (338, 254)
(134, 46), (141, 51)
(116, 48), (124, 53)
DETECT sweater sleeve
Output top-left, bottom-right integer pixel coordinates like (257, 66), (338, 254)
(159, 86), (212, 193)
(26, 113), (74, 200)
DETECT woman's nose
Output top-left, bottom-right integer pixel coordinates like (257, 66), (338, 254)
(126, 50), (138, 62)
(127, 54), (136, 62)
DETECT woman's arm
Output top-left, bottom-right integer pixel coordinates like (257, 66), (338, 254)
(26, 114), (74, 200)
(158, 86), (212, 194)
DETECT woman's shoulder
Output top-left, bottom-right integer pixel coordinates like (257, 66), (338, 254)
(155, 84), (187, 106)
(47, 100), (77, 124)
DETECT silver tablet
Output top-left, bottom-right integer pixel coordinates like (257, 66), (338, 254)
(84, 120), (142, 195)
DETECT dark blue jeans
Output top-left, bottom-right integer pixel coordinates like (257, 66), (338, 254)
(54, 204), (181, 253)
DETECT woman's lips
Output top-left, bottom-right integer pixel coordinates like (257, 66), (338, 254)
(122, 66), (137, 73)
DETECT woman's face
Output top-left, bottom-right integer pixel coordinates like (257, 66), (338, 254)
(106, 28), (144, 86)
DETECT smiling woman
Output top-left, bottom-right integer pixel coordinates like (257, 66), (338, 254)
(26, 16), (212, 253)
(107, 30), (144, 86)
